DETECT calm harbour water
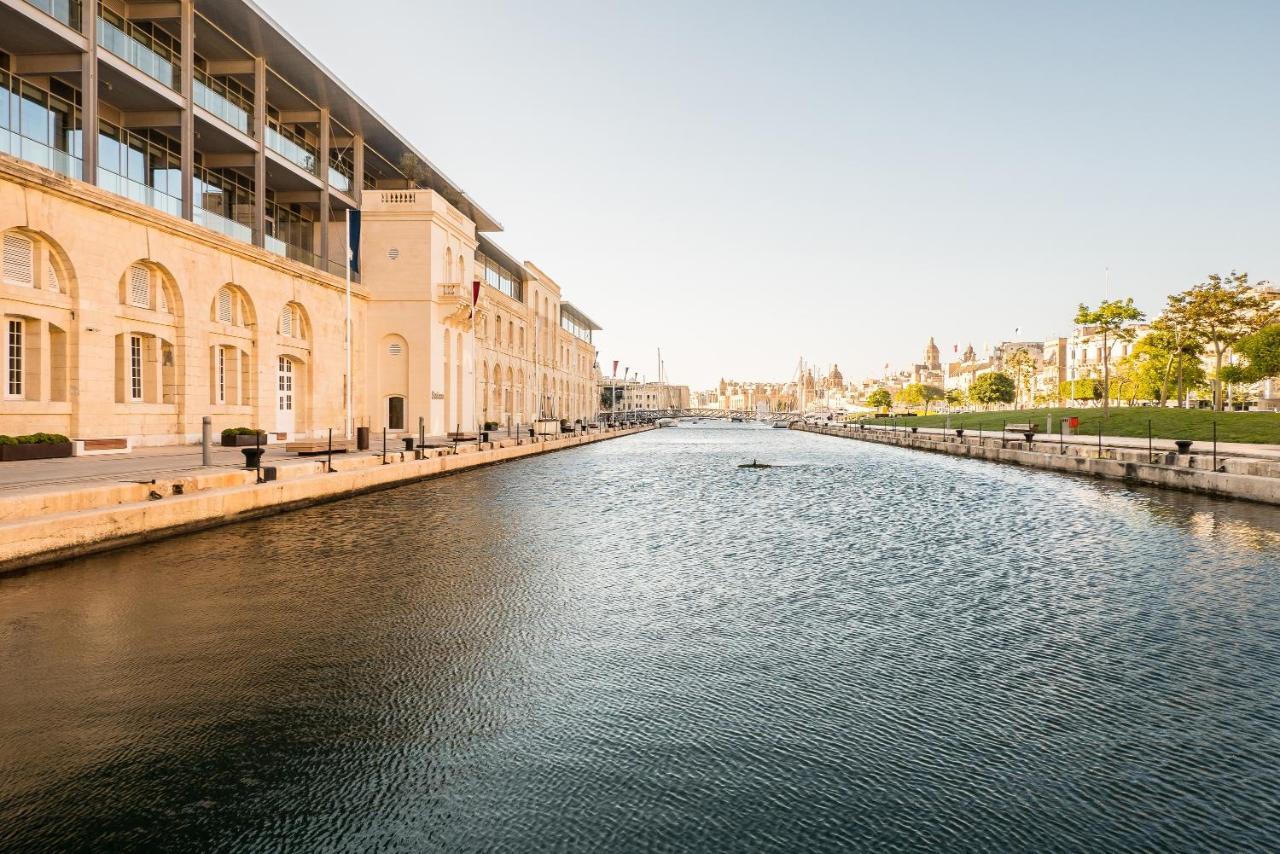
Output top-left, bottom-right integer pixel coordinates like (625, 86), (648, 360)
(3, 423), (1280, 852)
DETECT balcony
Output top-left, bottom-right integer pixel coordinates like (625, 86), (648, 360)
(24, 0), (81, 29)
(328, 165), (352, 195)
(265, 126), (318, 175)
(194, 206), (252, 244)
(263, 235), (359, 281)
(194, 71), (250, 135)
(97, 15), (177, 90)
(1, 129), (83, 180)
(97, 166), (181, 217)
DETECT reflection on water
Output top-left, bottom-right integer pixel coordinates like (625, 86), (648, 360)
(3, 423), (1280, 851)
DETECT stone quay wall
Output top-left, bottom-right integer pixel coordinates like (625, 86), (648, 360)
(0, 426), (652, 573)
(795, 423), (1280, 508)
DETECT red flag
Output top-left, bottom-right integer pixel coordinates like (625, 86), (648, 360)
(611, 360), (618, 377)
(471, 281), (480, 306)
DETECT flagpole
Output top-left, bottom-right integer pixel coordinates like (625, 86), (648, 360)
(345, 208), (352, 438)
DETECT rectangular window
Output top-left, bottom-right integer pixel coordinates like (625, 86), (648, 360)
(129, 335), (143, 401)
(6, 319), (23, 397)
(217, 346), (225, 403)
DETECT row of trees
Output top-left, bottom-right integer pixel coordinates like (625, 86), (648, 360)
(865, 272), (1277, 415)
(869, 372), (1018, 414)
(1077, 271), (1277, 413)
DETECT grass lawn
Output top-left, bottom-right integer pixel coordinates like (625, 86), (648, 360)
(861, 406), (1280, 444)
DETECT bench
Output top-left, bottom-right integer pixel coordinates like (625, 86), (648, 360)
(1004, 423), (1036, 433)
(74, 437), (131, 456)
(446, 432), (478, 442)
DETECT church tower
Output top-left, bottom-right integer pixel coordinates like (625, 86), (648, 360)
(924, 337), (941, 371)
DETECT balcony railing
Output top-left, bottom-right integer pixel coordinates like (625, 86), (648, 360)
(97, 167), (181, 217)
(194, 71), (251, 135)
(1, 130), (83, 180)
(328, 165), (352, 194)
(24, 0), (81, 30)
(194, 207), (252, 244)
(265, 126), (318, 175)
(97, 16), (177, 90)
(264, 236), (356, 280)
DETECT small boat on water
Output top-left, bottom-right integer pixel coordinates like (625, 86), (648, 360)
(738, 459), (772, 469)
(657, 418), (677, 428)
(731, 416), (744, 423)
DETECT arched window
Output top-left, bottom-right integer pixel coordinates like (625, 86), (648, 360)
(278, 302), (309, 340)
(212, 285), (254, 327)
(119, 262), (177, 314)
(495, 314), (502, 345)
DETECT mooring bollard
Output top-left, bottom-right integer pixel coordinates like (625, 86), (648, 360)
(382, 427), (387, 465)
(327, 427), (334, 473)
(202, 415), (213, 467)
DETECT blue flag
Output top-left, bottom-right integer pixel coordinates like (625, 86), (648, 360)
(347, 210), (362, 275)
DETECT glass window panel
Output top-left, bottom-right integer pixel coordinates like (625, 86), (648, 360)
(20, 91), (48, 143)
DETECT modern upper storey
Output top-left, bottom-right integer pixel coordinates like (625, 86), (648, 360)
(0, 0), (501, 279)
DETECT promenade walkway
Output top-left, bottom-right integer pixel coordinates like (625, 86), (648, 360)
(854, 423), (1280, 461)
(0, 425), (650, 571)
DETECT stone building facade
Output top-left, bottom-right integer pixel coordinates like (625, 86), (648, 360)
(1, 0), (600, 444)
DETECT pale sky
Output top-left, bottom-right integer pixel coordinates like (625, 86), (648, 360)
(265, 0), (1280, 389)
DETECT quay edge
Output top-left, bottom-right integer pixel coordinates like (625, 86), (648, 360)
(0, 426), (653, 575)
(795, 423), (1280, 508)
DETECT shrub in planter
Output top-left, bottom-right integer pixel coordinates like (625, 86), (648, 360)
(0, 432), (73, 461)
(221, 427), (268, 447)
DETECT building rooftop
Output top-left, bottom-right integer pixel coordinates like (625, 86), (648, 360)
(209, 0), (502, 232)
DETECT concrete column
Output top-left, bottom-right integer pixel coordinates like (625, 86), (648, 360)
(318, 107), (330, 268)
(252, 57), (266, 247)
(80, 0), (99, 180)
(352, 133), (364, 207)
(179, 0), (194, 220)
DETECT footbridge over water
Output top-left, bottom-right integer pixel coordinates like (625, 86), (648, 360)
(601, 408), (802, 425)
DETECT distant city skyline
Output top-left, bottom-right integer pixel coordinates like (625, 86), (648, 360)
(264, 0), (1280, 388)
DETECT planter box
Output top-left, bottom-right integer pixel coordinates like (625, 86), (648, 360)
(221, 434), (268, 447)
(0, 442), (73, 462)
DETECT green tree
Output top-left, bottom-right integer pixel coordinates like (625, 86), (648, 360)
(1004, 348), (1037, 407)
(1075, 297), (1146, 417)
(899, 383), (945, 414)
(945, 389), (966, 408)
(969, 372), (1015, 407)
(1058, 378), (1101, 404)
(1162, 272), (1274, 410)
(866, 388), (892, 411)
(1118, 331), (1207, 404)
(1218, 324), (1280, 384)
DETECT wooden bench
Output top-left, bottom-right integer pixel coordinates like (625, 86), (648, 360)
(1004, 423), (1036, 433)
(446, 432), (478, 442)
(74, 437), (131, 456)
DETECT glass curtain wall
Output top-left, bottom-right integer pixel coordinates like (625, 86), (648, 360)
(97, 122), (182, 216)
(193, 165), (253, 242)
(0, 71), (83, 179)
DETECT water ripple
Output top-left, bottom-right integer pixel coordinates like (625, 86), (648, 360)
(2, 423), (1280, 852)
